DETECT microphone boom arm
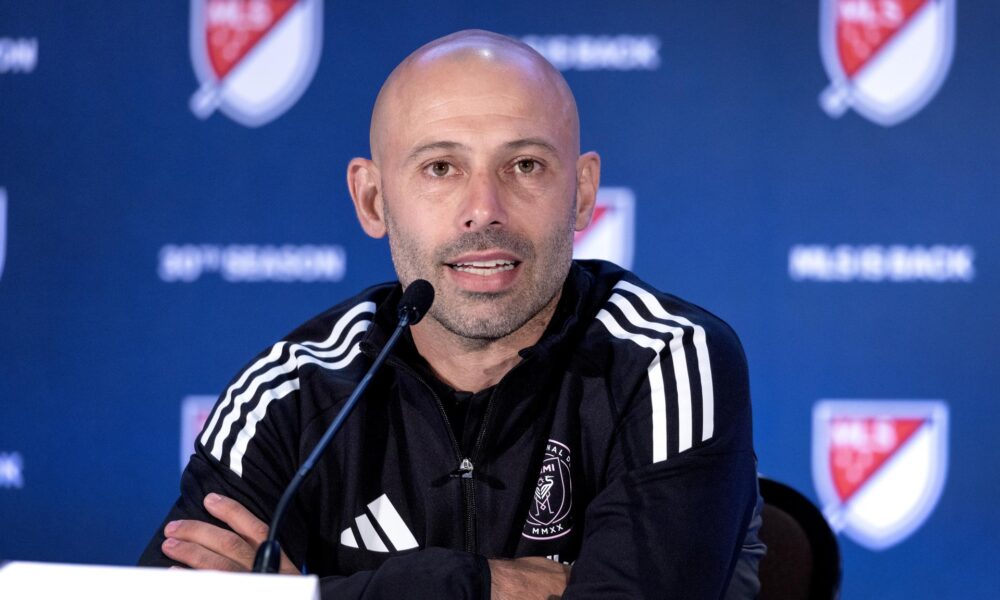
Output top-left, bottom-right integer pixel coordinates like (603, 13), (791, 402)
(253, 280), (433, 573)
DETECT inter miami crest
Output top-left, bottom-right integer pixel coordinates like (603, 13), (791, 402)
(189, 0), (323, 127)
(819, 0), (956, 126)
(523, 440), (573, 541)
(813, 400), (949, 550)
(573, 187), (635, 270)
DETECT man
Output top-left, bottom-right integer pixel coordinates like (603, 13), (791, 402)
(140, 30), (762, 598)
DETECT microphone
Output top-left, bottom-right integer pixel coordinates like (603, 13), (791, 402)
(396, 278), (434, 326)
(253, 279), (435, 573)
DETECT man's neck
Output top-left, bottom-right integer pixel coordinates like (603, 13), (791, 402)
(410, 292), (562, 393)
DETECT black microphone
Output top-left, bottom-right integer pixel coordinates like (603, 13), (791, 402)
(253, 279), (434, 573)
(396, 278), (434, 325)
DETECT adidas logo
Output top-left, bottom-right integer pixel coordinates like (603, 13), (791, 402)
(340, 494), (419, 553)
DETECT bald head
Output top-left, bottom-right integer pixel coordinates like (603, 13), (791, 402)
(369, 30), (580, 164)
(345, 30), (601, 353)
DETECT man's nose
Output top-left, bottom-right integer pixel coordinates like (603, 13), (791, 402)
(457, 171), (508, 231)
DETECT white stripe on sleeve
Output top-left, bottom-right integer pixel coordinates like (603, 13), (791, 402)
(209, 317), (371, 462)
(615, 280), (715, 442)
(200, 301), (375, 449)
(597, 309), (670, 463)
(608, 293), (694, 453)
(225, 340), (367, 476)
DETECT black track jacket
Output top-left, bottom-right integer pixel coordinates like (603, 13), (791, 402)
(140, 260), (759, 598)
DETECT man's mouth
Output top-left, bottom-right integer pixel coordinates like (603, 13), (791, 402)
(447, 259), (520, 276)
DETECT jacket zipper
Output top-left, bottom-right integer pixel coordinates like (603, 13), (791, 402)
(448, 365), (525, 552)
(386, 356), (528, 554)
(387, 358), (479, 553)
(462, 384), (501, 554)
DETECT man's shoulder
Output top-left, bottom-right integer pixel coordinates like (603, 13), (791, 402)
(573, 260), (744, 356)
(221, 281), (399, 391)
(279, 281), (399, 345)
(570, 261), (751, 458)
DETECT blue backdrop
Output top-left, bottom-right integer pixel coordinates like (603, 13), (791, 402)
(2, 2), (997, 597)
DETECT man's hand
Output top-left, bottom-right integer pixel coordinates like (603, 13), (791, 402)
(161, 492), (299, 575)
(489, 556), (571, 600)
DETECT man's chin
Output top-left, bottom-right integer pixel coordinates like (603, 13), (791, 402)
(429, 305), (525, 342)
(424, 279), (562, 342)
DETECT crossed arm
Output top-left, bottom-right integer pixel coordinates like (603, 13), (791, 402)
(162, 492), (571, 599)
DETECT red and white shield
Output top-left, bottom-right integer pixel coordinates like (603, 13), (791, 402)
(573, 187), (635, 269)
(189, 0), (323, 127)
(819, 0), (955, 126)
(813, 399), (949, 550)
(180, 395), (217, 470)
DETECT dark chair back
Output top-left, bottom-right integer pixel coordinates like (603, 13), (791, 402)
(757, 478), (841, 600)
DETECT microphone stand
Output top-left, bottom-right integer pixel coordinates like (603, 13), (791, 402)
(253, 281), (433, 573)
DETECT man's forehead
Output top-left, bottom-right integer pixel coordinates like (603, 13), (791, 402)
(389, 41), (562, 115)
(370, 30), (579, 161)
(387, 77), (574, 161)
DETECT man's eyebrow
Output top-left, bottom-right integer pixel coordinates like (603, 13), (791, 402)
(503, 138), (559, 155)
(405, 138), (560, 163)
(406, 141), (468, 162)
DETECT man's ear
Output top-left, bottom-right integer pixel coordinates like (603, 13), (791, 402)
(574, 151), (601, 231)
(347, 158), (386, 238)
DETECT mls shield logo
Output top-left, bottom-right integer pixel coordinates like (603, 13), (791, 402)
(813, 400), (948, 550)
(523, 440), (573, 541)
(819, 0), (956, 126)
(189, 0), (323, 127)
(181, 395), (218, 470)
(0, 452), (24, 489)
(573, 187), (635, 269)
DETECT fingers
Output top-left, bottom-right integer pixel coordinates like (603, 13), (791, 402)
(162, 534), (243, 571)
(163, 517), (257, 570)
(202, 493), (299, 574)
(203, 493), (270, 546)
(164, 493), (299, 575)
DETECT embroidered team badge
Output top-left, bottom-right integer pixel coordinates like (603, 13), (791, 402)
(523, 440), (573, 541)
(819, 0), (956, 126)
(188, 0), (323, 127)
(573, 187), (635, 270)
(813, 399), (949, 550)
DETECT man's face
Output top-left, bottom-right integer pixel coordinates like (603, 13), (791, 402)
(375, 54), (586, 341)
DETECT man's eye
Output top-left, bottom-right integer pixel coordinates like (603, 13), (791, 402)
(514, 159), (538, 174)
(427, 162), (451, 177)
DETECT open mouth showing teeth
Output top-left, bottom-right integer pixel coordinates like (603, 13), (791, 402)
(448, 259), (519, 276)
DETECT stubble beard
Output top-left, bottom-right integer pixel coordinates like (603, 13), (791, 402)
(383, 197), (576, 344)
